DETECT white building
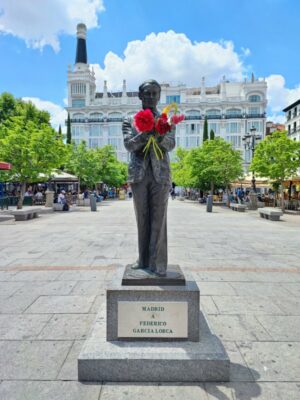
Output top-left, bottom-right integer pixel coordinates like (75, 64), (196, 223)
(283, 99), (300, 141)
(66, 24), (267, 166)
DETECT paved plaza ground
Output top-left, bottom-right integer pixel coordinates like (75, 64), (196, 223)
(0, 199), (299, 399)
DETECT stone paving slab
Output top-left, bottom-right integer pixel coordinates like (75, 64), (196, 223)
(238, 341), (300, 381)
(38, 314), (96, 340)
(26, 295), (95, 314)
(212, 295), (283, 315)
(256, 315), (300, 341)
(0, 381), (101, 400)
(58, 340), (84, 380)
(0, 314), (51, 339)
(206, 314), (272, 341)
(14, 280), (78, 296)
(0, 293), (40, 314)
(0, 340), (72, 379)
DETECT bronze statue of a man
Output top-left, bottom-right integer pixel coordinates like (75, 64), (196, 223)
(122, 80), (175, 277)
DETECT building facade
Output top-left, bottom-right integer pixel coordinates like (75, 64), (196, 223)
(266, 121), (285, 136)
(66, 24), (267, 166)
(283, 99), (300, 141)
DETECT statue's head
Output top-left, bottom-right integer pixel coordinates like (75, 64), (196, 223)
(138, 79), (161, 110)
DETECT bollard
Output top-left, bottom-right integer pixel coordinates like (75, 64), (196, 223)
(90, 195), (97, 212)
(206, 194), (213, 212)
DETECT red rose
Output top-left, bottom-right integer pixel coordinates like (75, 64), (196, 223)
(134, 109), (155, 133)
(171, 114), (185, 124)
(155, 116), (171, 135)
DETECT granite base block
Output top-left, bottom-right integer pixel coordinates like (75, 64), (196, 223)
(78, 306), (230, 382)
(107, 280), (200, 342)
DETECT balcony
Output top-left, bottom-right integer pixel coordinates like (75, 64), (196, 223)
(246, 113), (266, 118)
(206, 114), (222, 120)
(225, 114), (243, 119)
(184, 115), (202, 120)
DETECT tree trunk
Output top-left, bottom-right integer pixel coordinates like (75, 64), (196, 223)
(17, 182), (26, 209)
(210, 182), (214, 196)
(226, 185), (230, 207)
(280, 181), (285, 212)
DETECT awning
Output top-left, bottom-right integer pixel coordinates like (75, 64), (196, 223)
(0, 162), (12, 170)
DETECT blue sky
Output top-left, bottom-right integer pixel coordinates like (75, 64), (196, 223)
(0, 0), (299, 128)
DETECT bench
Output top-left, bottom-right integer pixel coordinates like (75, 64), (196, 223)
(10, 208), (42, 221)
(258, 207), (283, 221)
(230, 203), (247, 212)
(0, 215), (15, 224)
(53, 203), (64, 211)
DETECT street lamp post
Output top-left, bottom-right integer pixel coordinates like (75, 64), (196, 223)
(242, 126), (262, 210)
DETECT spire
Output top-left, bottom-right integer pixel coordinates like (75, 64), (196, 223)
(75, 23), (87, 64)
(122, 80), (127, 97)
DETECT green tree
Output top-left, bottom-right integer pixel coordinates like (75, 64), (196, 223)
(58, 124), (62, 138)
(188, 138), (243, 196)
(203, 116), (208, 142)
(94, 145), (128, 187)
(171, 147), (193, 188)
(250, 130), (300, 211)
(210, 129), (215, 140)
(0, 113), (66, 208)
(65, 141), (98, 189)
(66, 113), (72, 144)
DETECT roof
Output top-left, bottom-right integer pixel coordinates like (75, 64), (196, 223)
(282, 98), (300, 112)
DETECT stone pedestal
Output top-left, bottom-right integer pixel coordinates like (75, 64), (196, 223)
(78, 266), (230, 382)
(248, 192), (258, 210)
(45, 190), (54, 208)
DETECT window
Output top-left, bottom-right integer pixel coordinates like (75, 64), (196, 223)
(206, 109), (221, 116)
(247, 121), (263, 132)
(89, 125), (102, 137)
(166, 95), (180, 104)
(185, 110), (201, 116)
(89, 138), (103, 148)
(249, 95), (261, 102)
(90, 113), (103, 119)
(71, 126), (85, 137)
(176, 136), (181, 146)
(226, 135), (241, 148)
(186, 123), (200, 135)
(108, 138), (122, 150)
(72, 99), (85, 108)
(185, 136), (200, 148)
(226, 122), (240, 134)
(226, 108), (242, 116)
(208, 123), (219, 135)
(108, 125), (121, 137)
(248, 107), (260, 115)
(71, 83), (86, 95)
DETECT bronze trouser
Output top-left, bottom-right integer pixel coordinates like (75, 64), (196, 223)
(131, 165), (170, 274)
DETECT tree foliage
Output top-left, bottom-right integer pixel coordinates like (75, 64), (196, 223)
(171, 138), (243, 193)
(65, 143), (127, 189)
(250, 130), (300, 210)
(66, 113), (72, 144)
(0, 94), (66, 207)
(210, 129), (215, 140)
(203, 116), (208, 142)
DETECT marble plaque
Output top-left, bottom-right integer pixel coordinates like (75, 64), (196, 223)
(118, 301), (188, 338)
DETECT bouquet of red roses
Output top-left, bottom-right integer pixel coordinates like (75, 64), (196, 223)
(133, 103), (184, 159)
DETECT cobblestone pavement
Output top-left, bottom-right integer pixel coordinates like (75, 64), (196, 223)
(0, 199), (299, 399)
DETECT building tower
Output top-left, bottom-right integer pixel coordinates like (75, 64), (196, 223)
(67, 23), (95, 109)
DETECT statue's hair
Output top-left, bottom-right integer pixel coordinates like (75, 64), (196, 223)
(138, 79), (161, 93)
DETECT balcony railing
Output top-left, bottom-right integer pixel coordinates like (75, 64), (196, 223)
(225, 114), (243, 119)
(184, 116), (202, 120)
(206, 114), (222, 119)
(246, 113), (266, 118)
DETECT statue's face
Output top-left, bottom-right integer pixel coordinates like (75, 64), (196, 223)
(139, 84), (161, 110)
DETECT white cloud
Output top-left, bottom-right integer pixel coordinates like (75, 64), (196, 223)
(0, 0), (105, 52)
(22, 97), (67, 132)
(91, 31), (245, 91)
(266, 74), (300, 122)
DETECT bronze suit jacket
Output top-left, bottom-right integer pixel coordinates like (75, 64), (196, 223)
(122, 118), (176, 185)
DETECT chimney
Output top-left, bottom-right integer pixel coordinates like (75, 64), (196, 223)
(75, 23), (87, 64)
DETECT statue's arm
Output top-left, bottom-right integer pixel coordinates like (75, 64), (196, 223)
(122, 119), (149, 152)
(156, 126), (176, 152)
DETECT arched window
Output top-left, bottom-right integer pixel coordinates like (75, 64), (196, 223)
(90, 112), (103, 118)
(206, 109), (221, 115)
(249, 95), (261, 102)
(226, 108), (242, 118)
(72, 113), (85, 119)
(185, 110), (201, 116)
